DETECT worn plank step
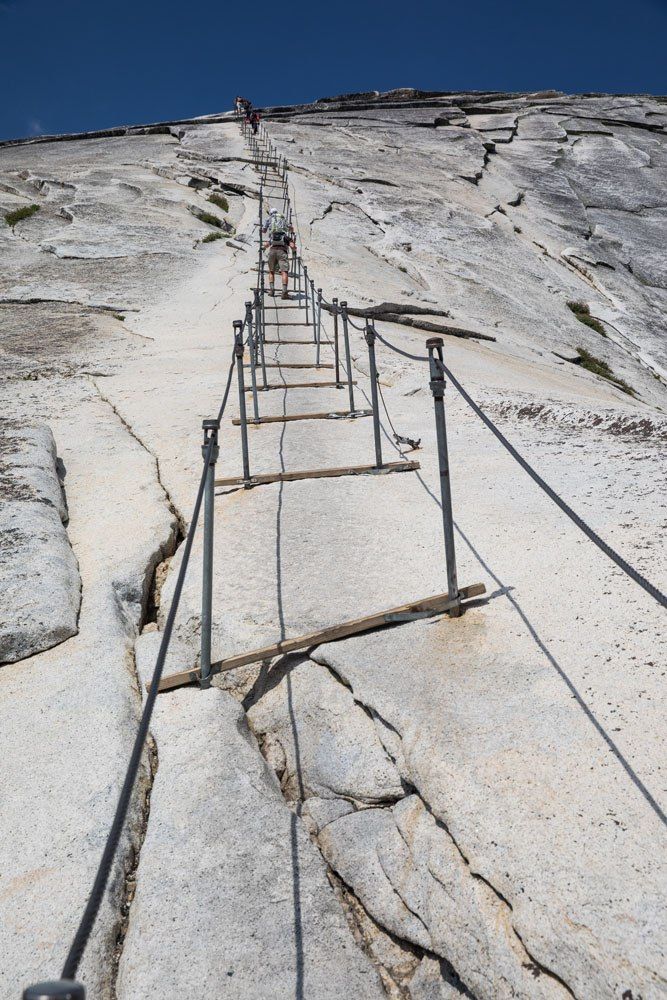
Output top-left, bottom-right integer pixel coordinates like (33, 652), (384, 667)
(232, 409), (371, 425)
(215, 459), (419, 489)
(244, 363), (333, 369)
(246, 381), (356, 391)
(155, 583), (486, 692)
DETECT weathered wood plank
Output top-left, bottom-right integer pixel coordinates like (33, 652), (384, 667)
(232, 409), (371, 425)
(245, 381), (356, 391)
(155, 583), (486, 692)
(244, 363), (334, 369)
(215, 459), (419, 488)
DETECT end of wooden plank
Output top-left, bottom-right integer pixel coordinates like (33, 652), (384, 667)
(460, 582), (486, 601)
(153, 668), (199, 694)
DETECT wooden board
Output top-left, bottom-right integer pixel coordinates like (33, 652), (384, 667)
(245, 363), (333, 370)
(263, 339), (314, 345)
(264, 322), (313, 327)
(215, 459), (419, 488)
(232, 409), (371, 425)
(155, 583), (486, 692)
(245, 381), (356, 392)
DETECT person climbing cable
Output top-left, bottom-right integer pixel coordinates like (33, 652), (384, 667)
(250, 110), (260, 135)
(263, 208), (295, 299)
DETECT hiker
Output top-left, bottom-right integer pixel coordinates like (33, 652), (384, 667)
(263, 208), (295, 299)
(236, 96), (251, 117)
(250, 110), (260, 135)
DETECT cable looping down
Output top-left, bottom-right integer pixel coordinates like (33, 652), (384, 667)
(370, 325), (666, 609)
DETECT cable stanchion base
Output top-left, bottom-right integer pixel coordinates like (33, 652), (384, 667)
(154, 583), (486, 693)
(231, 409), (372, 426)
(214, 459), (419, 489)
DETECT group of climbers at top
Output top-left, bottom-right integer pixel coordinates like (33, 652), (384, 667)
(235, 95), (260, 134)
(234, 96), (296, 299)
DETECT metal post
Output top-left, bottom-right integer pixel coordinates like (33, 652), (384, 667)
(303, 265), (309, 323)
(245, 300), (260, 421)
(292, 246), (297, 292)
(23, 982), (85, 1000)
(254, 292), (268, 389)
(316, 288), (322, 366)
(364, 324), (383, 469)
(340, 302), (356, 414)
(310, 279), (317, 343)
(199, 418), (219, 686)
(297, 255), (302, 303)
(234, 323), (251, 482)
(426, 337), (460, 616)
(332, 297), (341, 385)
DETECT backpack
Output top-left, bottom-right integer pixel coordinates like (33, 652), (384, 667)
(268, 214), (289, 245)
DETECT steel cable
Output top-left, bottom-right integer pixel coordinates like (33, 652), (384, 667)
(61, 343), (238, 980)
(245, 119), (666, 607)
(370, 327), (667, 609)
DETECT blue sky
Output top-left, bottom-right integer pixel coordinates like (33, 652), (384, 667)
(1, 0), (666, 141)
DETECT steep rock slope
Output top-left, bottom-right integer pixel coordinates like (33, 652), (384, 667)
(1, 91), (665, 999)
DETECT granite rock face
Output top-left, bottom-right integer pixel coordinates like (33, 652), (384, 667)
(1, 90), (665, 1000)
(0, 421), (80, 662)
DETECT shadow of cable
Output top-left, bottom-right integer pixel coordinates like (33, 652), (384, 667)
(414, 469), (666, 829)
(271, 351), (305, 1000)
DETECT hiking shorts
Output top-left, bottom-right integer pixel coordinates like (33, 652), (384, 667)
(268, 246), (289, 273)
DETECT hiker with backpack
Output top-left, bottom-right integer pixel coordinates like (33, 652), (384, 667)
(263, 208), (296, 299)
(250, 110), (260, 135)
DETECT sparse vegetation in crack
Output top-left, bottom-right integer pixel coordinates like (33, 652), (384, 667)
(575, 347), (636, 396)
(4, 203), (40, 226)
(207, 192), (229, 212)
(567, 300), (607, 336)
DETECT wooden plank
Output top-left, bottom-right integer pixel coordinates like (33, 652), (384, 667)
(156, 583), (486, 692)
(215, 459), (420, 488)
(264, 322), (312, 326)
(245, 381), (356, 392)
(232, 409), (371, 425)
(244, 363), (333, 370)
(263, 339), (314, 345)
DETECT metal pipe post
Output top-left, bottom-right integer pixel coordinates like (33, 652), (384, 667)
(254, 293), (268, 389)
(245, 301), (260, 421)
(292, 247), (297, 292)
(310, 279), (317, 343)
(303, 265), (309, 323)
(340, 302), (356, 414)
(426, 337), (460, 616)
(199, 418), (220, 686)
(234, 323), (251, 482)
(332, 297), (341, 384)
(364, 324), (383, 469)
(316, 288), (322, 365)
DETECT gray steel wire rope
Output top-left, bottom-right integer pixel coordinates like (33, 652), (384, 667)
(61, 348), (237, 980)
(371, 327), (667, 609)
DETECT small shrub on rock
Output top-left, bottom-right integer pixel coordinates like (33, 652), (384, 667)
(576, 347), (635, 396)
(198, 210), (223, 228)
(4, 204), (40, 226)
(208, 193), (229, 212)
(202, 232), (225, 243)
(567, 300), (606, 335)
